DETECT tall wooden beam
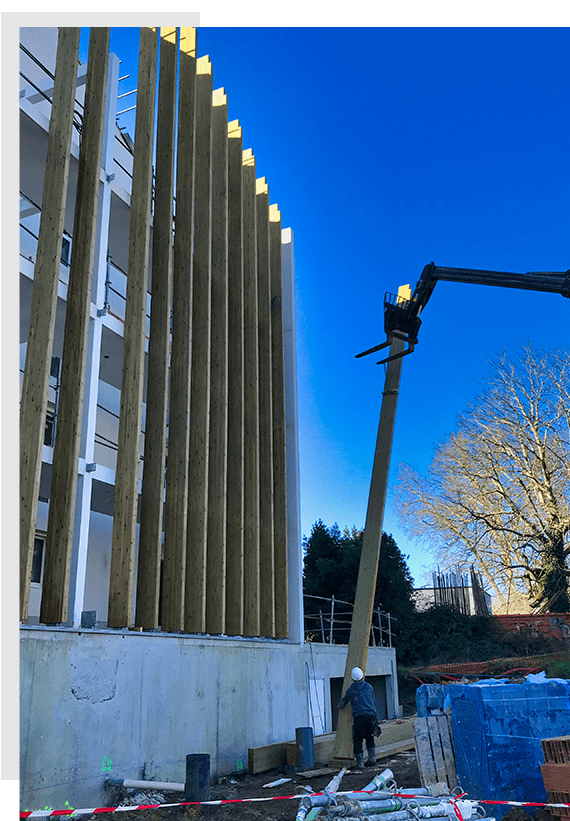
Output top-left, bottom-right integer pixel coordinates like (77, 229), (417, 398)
(225, 119), (245, 636)
(185, 55), (212, 633)
(39, 28), (110, 625)
(256, 177), (275, 638)
(136, 27), (178, 630)
(161, 26), (197, 633)
(269, 203), (289, 639)
(108, 27), (158, 628)
(206, 88), (229, 634)
(333, 330), (406, 763)
(19, 27), (80, 621)
(242, 149), (260, 637)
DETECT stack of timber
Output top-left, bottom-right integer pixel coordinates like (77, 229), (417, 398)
(248, 717), (416, 774)
(414, 712), (457, 790)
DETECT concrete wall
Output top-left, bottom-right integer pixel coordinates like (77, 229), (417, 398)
(20, 627), (398, 810)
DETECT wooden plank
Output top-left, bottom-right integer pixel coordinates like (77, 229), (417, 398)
(136, 26), (178, 630)
(332, 332), (407, 762)
(269, 203), (288, 639)
(428, 716), (447, 784)
(296, 767), (336, 778)
(435, 713), (456, 788)
(225, 119), (245, 636)
(108, 27), (158, 627)
(20, 27), (80, 621)
(248, 741), (288, 774)
(185, 55), (213, 633)
(205, 87), (229, 634)
(242, 149), (260, 637)
(256, 178), (275, 638)
(162, 26), (196, 632)
(40, 27), (109, 624)
(414, 716), (437, 786)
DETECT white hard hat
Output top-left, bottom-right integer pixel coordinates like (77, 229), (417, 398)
(351, 666), (364, 681)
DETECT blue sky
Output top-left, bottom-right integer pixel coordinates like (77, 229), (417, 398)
(80, 26), (570, 586)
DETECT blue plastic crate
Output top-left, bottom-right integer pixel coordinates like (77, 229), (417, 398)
(446, 676), (570, 814)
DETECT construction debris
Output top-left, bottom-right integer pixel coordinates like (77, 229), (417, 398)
(294, 768), (492, 821)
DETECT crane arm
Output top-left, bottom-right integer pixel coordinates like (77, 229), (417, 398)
(356, 262), (570, 365)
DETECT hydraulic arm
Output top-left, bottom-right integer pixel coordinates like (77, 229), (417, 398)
(356, 262), (570, 364)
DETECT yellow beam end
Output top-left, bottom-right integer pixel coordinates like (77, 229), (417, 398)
(269, 203), (281, 222)
(212, 87), (228, 107)
(197, 55), (212, 75)
(160, 27), (177, 44)
(228, 120), (242, 139)
(179, 27), (196, 56)
(256, 177), (268, 195)
(397, 284), (412, 304)
(242, 148), (255, 167)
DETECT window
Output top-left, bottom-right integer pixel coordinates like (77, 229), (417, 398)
(61, 234), (71, 266)
(31, 536), (45, 584)
(44, 411), (55, 447)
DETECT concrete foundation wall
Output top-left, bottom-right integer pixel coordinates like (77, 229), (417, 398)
(20, 627), (398, 810)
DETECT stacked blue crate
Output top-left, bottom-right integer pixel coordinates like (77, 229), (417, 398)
(416, 675), (570, 816)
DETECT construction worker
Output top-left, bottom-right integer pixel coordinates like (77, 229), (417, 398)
(338, 666), (378, 768)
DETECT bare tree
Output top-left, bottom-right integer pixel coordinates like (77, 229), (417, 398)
(396, 345), (570, 612)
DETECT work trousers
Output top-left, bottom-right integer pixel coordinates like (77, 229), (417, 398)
(352, 714), (376, 756)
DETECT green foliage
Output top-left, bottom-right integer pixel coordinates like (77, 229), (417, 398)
(396, 605), (504, 667)
(302, 520), (416, 637)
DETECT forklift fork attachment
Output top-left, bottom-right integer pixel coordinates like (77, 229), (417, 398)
(355, 339), (391, 359)
(376, 337), (416, 365)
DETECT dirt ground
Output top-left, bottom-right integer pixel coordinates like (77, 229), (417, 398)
(97, 751), (421, 821)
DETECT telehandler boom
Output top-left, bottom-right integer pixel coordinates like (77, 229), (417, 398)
(356, 262), (570, 365)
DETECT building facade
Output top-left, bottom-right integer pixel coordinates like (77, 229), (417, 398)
(19, 27), (401, 811)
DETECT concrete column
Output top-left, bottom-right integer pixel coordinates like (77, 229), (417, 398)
(108, 28), (158, 628)
(269, 204), (288, 639)
(205, 88), (229, 634)
(225, 120), (245, 636)
(256, 178), (275, 638)
(20, 27), (80, 621)
(136, 27), (178, 630)
(162, 27), (197, 633)
(281, 228), (303, 643)
(242, 149), (260, 637)
(69, 52), (120, 628)
(40, 27), (110, 625)
(185, 55), (212, 634)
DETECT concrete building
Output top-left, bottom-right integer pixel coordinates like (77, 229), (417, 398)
(19, 27), (401, 811)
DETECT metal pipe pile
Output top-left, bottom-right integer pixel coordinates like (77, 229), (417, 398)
(294, 768), (494, 821)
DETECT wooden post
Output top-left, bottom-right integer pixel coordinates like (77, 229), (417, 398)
(185, 55), (212, 634)
(19, 27), (80, 621)
(256, 178), (275, 638)
(108, 27), (158, 628)
(135, 27), (178, 630)
(225, 119), (245, 636)
(161, 26), (197, 633)
(269, 203), (288, 639)
(205, 87), (229, 634)
(242, 149), (260, 637)
(40, 28), (110, 625)
(333, 329), (406, 763)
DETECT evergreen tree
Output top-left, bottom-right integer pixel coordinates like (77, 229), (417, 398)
(302, 521), (416, 641)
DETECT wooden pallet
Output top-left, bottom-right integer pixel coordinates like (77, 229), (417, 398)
(414, 714), (457, 789)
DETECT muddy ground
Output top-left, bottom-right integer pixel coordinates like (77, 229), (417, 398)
(96, 751), (421, 821)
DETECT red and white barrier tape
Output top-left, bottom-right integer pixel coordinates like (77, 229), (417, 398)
(20, 791), (570, 818)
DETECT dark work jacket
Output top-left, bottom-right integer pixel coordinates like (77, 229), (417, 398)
(338, 680), (377, 717)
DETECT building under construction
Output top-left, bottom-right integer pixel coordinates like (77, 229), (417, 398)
(19, 27), (401, 810)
